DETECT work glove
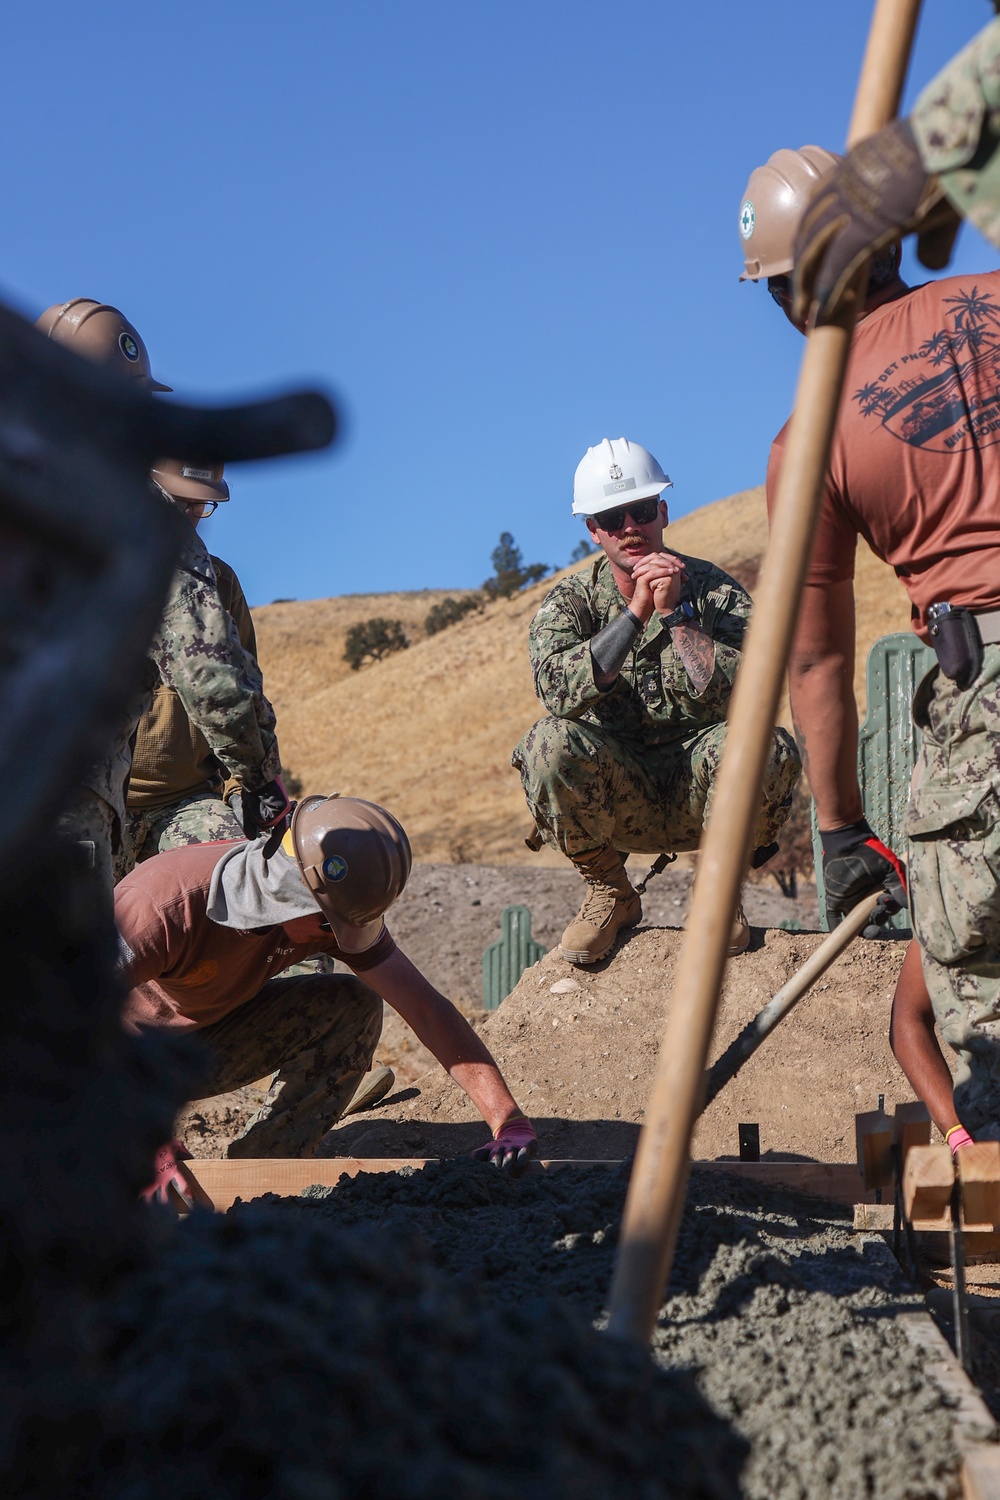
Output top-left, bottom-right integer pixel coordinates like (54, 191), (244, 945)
(472, 1110), (538, 1175)
(239, 777), (290, 837)
(140, 1139), (195, 1209)
(792, 118), (961, 325)
(820, 820), (907, 936)
(947, 1125), (974, 1156)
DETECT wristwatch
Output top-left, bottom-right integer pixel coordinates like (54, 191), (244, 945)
(660, 601), (696, 629)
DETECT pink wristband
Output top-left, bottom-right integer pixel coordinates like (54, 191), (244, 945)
(947, 1126), (973, 1155)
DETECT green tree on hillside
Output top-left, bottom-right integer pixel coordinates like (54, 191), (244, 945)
(483, 532), (549, 599)
(424, 595), (483, 636)
(343, 617), (409, 671)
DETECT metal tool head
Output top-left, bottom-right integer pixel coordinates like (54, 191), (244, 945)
(0, 296), (337, 884)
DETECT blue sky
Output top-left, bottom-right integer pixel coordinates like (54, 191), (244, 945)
(5, 2), (992, 604)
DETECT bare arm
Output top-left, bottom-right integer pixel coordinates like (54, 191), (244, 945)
(889, 940), (961, 1136)
(358, 945), (521, 1133)
(787, 579), (863, 828)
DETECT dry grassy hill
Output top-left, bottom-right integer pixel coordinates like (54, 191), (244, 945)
(252, 486), (912, 863)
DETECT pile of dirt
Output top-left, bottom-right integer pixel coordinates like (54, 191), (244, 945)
(91, 1191), (744, 1500)
(253, 485), (912, 863)
(178, 864), (824, 1154)
(231, 1160), (967, 1500)
(324, 925), (914, 1164)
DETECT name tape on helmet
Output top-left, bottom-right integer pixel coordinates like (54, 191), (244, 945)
(602, 476), (636, 498)
(180, 465), (215, 481)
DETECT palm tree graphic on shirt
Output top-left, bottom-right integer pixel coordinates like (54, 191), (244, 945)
(852, 285), (1000, 451)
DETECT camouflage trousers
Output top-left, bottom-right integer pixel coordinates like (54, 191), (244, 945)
(193, 973), (383, 1158)
(905, 647), (1000, 1138)
(57, 788), (117, 896)
(512, 716), (801, 859)
(115, 789), (241, 883)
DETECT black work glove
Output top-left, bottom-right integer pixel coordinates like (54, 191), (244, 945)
(240, 777), (291, 837)
(821, 820), (908, 936)
(792, 119), (961, 324)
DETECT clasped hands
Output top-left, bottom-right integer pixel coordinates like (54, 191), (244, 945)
(630, 552), (686, 623)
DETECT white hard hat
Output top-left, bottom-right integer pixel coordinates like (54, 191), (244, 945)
(572, 437), (673, 517)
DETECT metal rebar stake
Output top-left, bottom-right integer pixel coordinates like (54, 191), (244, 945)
(949, 1179), (972, 1374)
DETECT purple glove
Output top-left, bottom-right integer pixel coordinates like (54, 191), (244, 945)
(240, 777), (290, 836)
(472, 1110), (538, 1175)
(141, 1139), (195, 1208)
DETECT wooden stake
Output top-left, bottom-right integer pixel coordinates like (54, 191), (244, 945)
(856, 1109), (894, 1192)
(606, 0), (924, 1345)
(957, 1141), (1000, 1230)
(903, 1143), (954, 1224)
(893, 1100), (931, 1168)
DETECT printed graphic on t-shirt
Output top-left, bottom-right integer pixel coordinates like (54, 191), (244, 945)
(853, 286), (1000, 452)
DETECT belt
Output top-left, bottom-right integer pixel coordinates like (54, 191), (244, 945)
(975, 608), (1000, 646)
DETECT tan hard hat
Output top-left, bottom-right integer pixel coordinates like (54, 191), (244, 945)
(36, 297), (172, 390)
(289, 793), (412, 949)
(150, 457), (229, 505)
(738, 147), (842, 281)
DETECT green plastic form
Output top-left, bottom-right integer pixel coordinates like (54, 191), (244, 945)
(482, 904), (547, 1010)
(811, 631), (935, 932)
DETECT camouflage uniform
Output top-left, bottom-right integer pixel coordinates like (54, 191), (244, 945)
(513, 553), (801, 857)
(911, 17), (1000, 249)
(187, 972), (382, 1158)
(121, 791), (244, 873)
(56, 789), (118, 892)
(68, 501), (280, 890)
(905, 647), (1000, 1138)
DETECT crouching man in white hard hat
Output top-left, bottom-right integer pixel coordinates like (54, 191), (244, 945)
(115, 794), (537, 1176)
(512, 438), (801, 966)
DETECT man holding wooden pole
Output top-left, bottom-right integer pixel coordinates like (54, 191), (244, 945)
(742, 137), (1000, 1141)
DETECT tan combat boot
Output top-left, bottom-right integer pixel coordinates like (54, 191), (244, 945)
(560, 847), (642, 965)
(729, 901), (750, 955)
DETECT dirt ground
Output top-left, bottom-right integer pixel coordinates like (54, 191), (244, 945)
(179, 859), (918, 1165)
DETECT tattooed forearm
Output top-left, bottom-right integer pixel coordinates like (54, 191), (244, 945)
(671, 623), (716, 695)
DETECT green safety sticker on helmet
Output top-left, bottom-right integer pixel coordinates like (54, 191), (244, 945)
(739, 200), (755, 241)
(119, 332), (140, 362)
(323, 854), (349, 882)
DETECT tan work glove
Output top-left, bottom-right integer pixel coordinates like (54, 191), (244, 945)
(792, 119), (962, 325)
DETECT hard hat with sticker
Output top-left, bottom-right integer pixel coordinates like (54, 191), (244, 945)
(739, 200), (755, 241)
(119, 332), (140, 362)
(323, 854), (349, 882)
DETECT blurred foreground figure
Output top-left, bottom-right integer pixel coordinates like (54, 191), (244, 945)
(793, 15), (1000, 322)
(39, 298), (288, 896)
(0, 292), (334, 1491)
(741, 142), (1000, 1138)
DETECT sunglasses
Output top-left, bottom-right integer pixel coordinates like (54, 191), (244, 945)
(767, 274), (793, 309)
(176, 499), (220, 518)
(591, 495), (661, 532)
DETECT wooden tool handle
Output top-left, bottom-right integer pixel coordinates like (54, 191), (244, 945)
(606, 0), (924, 1346)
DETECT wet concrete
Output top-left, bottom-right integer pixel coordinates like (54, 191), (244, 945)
(92, 1198), (745, 1499)
(251, 1160), (966, 1500)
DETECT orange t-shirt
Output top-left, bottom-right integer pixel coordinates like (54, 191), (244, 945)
(767, 271), (1000, 638)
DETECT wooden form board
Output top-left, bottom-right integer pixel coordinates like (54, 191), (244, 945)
(181, 1156), (871, 1213)
(181, 1158), (620, 1211)
(863, 1235), (1000, 1496)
